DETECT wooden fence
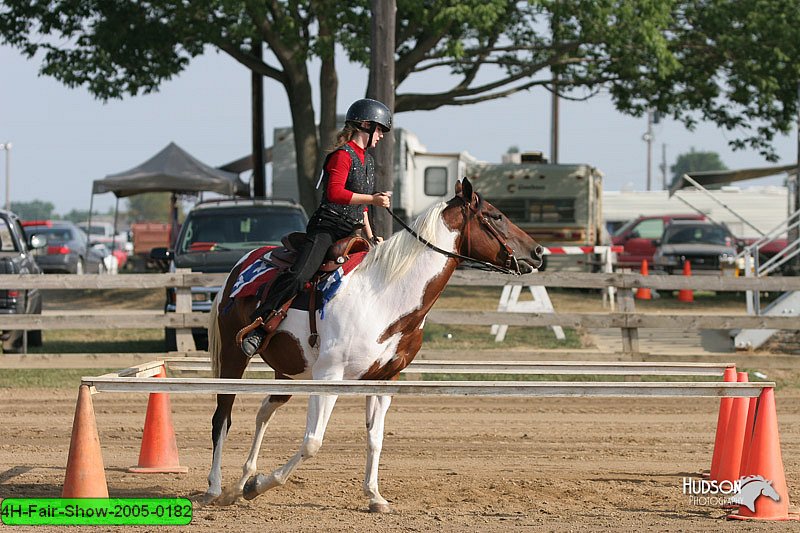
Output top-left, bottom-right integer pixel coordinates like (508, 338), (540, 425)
(1, 269), (799, 355)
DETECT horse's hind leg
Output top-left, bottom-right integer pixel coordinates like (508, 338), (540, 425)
(216, 392), (291, 504)
(203, 352), (248, 504)
(243, 393), (339, 500)
(363, 394), (393, 513)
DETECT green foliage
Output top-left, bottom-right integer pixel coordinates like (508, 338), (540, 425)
(10, 200), (55, 221)
(126, 192), (173, 223)
(670, 148), (728, 184)
(1, 0), (798, 203)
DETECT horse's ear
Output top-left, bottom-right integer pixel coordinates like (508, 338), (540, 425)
(460, 177), (473, 201)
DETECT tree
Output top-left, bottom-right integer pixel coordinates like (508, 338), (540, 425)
(2, 1), (798, 215)
(126, 193), (174, 223)
(670, 148), (728, 184)
(10, 200), (55, 221)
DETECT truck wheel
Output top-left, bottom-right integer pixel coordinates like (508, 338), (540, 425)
(165, 327), (177, 352)
(27, 330), (43, 347)
(2, 331), (23, 354)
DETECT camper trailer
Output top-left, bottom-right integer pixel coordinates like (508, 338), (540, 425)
(467, 153), (605, 270)
(271, 129), (605, 270)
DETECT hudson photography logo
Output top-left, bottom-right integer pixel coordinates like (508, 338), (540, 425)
(682, 475), (780, 511)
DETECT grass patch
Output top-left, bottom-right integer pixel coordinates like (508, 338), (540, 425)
(27, 329), (166, 354)
(422, 322), (584, 350)
(0, 369), (118, 388)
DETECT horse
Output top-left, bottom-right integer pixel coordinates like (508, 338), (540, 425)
(729, 475), (781, 512)
(203, 177), (544, 512)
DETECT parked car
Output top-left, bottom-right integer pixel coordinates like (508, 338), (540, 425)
(611, 214), (706, 269)
(151, 198), (308, 351)
(0, 209), (45, 352)
(77, 221), (131, 270)
(22, 220), (107, 274)
(652, 220), (741, 275)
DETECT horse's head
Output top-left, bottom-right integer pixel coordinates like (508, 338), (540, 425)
(447, 178), (544, 274)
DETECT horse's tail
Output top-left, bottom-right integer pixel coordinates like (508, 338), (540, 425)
(209, 289), (223, 378)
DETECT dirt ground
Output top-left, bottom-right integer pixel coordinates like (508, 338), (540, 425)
(2, 385), (799, 532)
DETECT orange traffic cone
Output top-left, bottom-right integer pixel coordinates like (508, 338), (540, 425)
(635, 260), (652, 300)
(739, 394), (758, 477)
(63, 385), (109, 497)
(708, 367), (737, 479)
(715, 372), (751, 484)
(128, 366), (188, 474)
(728, 388), (799, 520)
(677, 261), (694, 302)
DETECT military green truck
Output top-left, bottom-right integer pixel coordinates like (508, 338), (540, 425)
(467, 152), (605, 271)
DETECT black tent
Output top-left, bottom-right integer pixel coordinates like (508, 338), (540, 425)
(90, 142), (248, 248)
(92, 142), (247, 197)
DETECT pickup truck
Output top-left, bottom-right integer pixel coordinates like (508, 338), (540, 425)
(151, 198), (308, 351)
(0, 209), (45, 352)
(611, 214), (706, 270)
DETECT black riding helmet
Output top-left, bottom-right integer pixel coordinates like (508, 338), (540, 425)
(345, 98), (392, 133)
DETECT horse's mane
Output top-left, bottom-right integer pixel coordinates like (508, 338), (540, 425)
(358, 202), (449, 284)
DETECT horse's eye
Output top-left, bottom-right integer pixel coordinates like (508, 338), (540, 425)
(490, 213), (502, 221)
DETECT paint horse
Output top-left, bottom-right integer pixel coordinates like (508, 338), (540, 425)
(204, 178), (543, 511)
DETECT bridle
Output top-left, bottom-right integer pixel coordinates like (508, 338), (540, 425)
(384, 193), (523, 275)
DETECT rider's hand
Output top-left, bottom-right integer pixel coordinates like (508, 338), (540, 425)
(371, 192), (391, 208)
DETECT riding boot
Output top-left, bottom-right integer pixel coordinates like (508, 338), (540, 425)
(236, 307), (290, 357)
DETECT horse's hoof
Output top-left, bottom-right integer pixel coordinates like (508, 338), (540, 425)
(368, 502), (392, 514)
(194, 492), (219, 507)
(243, 475), (264, 500)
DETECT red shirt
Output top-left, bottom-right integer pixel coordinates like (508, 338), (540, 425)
(325, 141), (368, 212)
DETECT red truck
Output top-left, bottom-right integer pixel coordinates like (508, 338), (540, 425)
(611, 214), (706, 270)
(130, 222), (172, 271)
(612, 213), (790, 273)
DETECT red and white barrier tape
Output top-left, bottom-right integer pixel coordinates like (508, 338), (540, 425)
(542, 245), (623, 255)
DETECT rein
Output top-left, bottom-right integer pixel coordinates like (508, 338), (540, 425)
(383, 204), (521, 275)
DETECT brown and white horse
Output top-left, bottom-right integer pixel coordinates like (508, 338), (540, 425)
(204, 178), (543, 511)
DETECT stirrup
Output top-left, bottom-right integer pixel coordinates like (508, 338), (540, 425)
(235, 317), (264, 349)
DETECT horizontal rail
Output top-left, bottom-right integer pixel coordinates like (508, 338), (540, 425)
(165, 357), (734, 376)
(1, 270), (800, 292)
(82, 376), (773, 398)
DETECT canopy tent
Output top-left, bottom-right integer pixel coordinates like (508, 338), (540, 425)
(92, 142), (247, 197)
(90, 142), (248, 252)
(668, 164), (797, 196)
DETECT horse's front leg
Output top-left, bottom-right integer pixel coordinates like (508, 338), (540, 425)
(215, 394), (290, 505)
(363, 394), (393, 513)
(202, 393), (235, 504)
(243, 393), (339, 499)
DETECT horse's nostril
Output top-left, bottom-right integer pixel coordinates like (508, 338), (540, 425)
(534, 245), (544, 257)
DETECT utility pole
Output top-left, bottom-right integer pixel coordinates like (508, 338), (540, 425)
(643, 110), (654, 191)
(0, 142), (10, 211)
(790, 80), (800, 272)
(251, 40), (266, 198)
(368, 0), (396, 239)
(660, 143), (667, 190)
(550, 1), (560, 164)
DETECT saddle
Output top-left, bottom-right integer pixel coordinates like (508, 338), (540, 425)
(235, 234), (372, 355)
(268, 232), (371, 272)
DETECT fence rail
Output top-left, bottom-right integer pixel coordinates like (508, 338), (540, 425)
(2, 270), (798, 355)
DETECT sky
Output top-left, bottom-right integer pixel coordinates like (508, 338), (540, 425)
(1, 44), (798, 216)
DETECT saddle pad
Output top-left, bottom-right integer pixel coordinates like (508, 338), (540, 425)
(230, 246), (368, 303)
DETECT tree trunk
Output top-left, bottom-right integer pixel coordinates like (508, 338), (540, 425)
(368, 0), (396, 239)
(285, 74), (319, 216)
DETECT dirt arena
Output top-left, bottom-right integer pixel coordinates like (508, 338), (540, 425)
(2, 381), (799, 532)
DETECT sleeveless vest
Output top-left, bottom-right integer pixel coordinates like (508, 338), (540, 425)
(319, 144), (375, 226)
